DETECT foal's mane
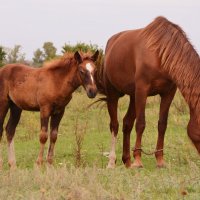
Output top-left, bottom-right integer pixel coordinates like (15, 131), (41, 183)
(141, 16), (200, 112)
(43, 53), (75, 70)
(43, 52), (94, 70)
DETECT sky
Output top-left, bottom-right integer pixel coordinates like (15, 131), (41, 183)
(0, 0), (200, 59)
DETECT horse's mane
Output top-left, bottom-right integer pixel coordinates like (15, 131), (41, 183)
(94, 51), (106, 95)
(141, 16), (200, 114)
(43, 52), (94, 70)
(43, 53), (75, 70)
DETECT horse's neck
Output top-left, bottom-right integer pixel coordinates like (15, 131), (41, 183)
(58, 66), (80, 93)
(67, 69), (81, 91)
(172, 64), (200, 119)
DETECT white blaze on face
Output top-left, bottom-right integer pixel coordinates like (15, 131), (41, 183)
(86, 63), (94, 84)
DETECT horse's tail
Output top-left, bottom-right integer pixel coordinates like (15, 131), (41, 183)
(87, 49), (108, 109)
(87, 97), (108, 109)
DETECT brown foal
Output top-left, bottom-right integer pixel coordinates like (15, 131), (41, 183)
(0, 50), (99, 168)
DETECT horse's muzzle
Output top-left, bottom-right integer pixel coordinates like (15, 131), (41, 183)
(86, 87), (97, 98)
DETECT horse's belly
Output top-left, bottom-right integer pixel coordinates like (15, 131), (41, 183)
(9, 91), (39, 111)
(17, 101), (39, 111)
(149, 79), (174, 96)
(107, 71), (135, 95)
(117, 82), (135, 95)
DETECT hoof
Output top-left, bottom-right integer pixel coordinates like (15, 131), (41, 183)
(107, 162), (115, 169)
(124, 161), (132, 168)
(8, 160), (17, 170)
(0, 160), (3, 170)
(156, 163), (166, 168)
(131, 161), (143, 168)
(36, 158), (43, 165)
(47, 157), (53, 165)
(156, 159), (166, 168)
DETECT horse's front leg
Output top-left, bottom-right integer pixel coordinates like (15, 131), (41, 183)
(156, 86), (176, 167)
(47, 109), (65, 164)
(107, 96), (119, 169)
(37, 107), (51, 165)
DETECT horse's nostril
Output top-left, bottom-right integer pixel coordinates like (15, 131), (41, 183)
(89, 88), (93, 94)
(87, 88), (97, 98)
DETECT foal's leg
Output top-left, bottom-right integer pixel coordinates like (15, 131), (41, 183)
(37, 107), (51, 165)
(132, 84), (149, 168)
(0, 102), (9, 169)
(5, 104), (22, 168)
(47, 109), (65, 164)
(122, 96), (136, 168)
(107, 97), (119, 168)
(155, 87), (176, 167)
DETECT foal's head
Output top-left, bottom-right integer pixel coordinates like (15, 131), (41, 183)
(74, 51), (99, 98)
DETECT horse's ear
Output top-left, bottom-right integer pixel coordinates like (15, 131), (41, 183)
(74, 51), (82, 64)
(91, 50), (99, 62)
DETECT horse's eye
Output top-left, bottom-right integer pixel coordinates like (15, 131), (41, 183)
(79, 68), (85, 75)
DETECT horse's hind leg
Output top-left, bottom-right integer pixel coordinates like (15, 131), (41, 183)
(155, 87), (176, 167)
(5, 103), (22, 168)
(122, 96), (135, 168)
(47, 109), (65, 164)
(36, 106), (51, 165)
(107, 96), (119, 169)
(0, 101), (9, 169)
(132, 82), (149, 168)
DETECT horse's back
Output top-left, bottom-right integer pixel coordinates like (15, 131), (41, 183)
(0, 63), (36, 79)
(0, 64), (42, 110)
(103, 29), (175, 96)
(104, 29), (143, 94)
(105, 30), (128, 53)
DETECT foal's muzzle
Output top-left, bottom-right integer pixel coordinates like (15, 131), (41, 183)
(86, 87), (97, 98)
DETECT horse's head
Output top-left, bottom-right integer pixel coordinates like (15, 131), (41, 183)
(74, 50), (99, 98)
(187, 108), (200, 154)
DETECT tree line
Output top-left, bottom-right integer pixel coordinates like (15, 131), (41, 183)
(0, 42), (104, 67)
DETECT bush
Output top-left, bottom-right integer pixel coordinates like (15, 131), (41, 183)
(62, 42), (100, 54)
(0, 46), (6, 67)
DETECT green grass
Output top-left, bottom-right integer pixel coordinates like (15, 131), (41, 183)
(0, 91), (200, 199)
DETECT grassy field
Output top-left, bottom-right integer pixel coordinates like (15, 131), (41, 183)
(0, 91), (200, 200)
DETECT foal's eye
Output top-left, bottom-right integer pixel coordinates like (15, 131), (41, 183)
(79, 68), (85, 75)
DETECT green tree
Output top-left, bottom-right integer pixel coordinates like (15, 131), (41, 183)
(43, 42), (57, 61)
(62, 42), (104, 70)
(62, 42), (99, 54)
(0, 46), (6, 67)
(32, 48), (44, 67)
(6, 45), (26, 64)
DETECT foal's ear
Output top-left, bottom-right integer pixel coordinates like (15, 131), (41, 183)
(91, 50), (99, 62)
(74, 51), (82, 64)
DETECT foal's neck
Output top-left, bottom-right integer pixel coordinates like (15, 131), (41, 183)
(54, 63), (81, 93)
(67, 68), (81, 91)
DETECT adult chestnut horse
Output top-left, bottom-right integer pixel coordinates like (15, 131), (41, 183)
(0, 50), (99, 168)
(96, 16), (200, 168)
